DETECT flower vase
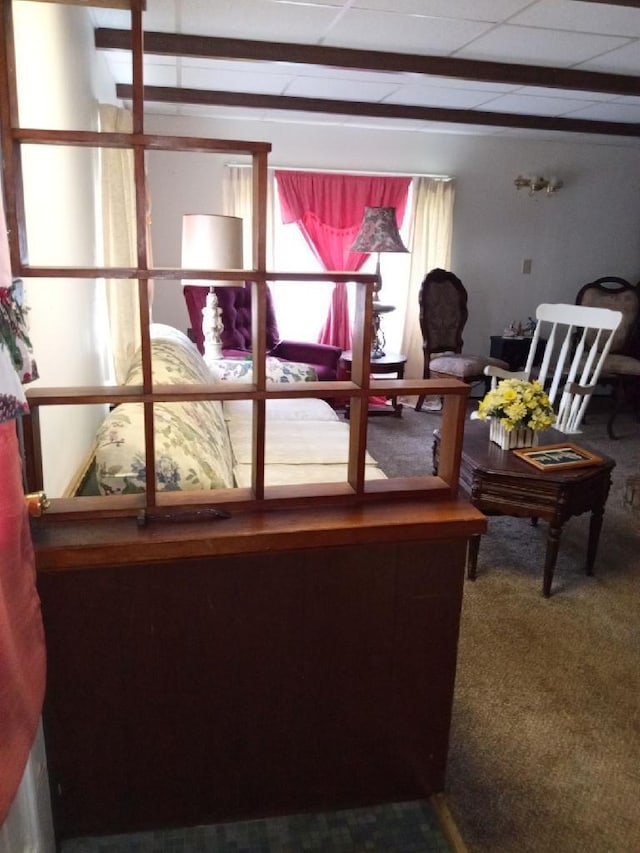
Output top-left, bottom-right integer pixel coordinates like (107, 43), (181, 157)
(490, 419), (539, 450)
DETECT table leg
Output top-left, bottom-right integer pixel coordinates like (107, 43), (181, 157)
(467, 535), (480, 580)
(585, 505), (605, 576)
(543, 523), (563, 597)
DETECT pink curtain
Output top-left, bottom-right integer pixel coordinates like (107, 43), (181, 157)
(276, 171), (410, 350)
(0, 190), (46, 823)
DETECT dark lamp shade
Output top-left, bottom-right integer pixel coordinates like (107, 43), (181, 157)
(349, 207), (408, 254)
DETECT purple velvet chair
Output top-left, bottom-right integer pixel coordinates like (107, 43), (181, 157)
(184, 285), (342, 381)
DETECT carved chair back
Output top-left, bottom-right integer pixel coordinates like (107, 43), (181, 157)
(575, 276), (640, 437)
(418, 268), (468, 361)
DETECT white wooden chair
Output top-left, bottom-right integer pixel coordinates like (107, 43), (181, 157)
(484, 303), (623, 434)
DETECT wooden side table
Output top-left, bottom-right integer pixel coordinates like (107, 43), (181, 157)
(339, 351), (407, 419)
(489, 335), (546, 372)
(433, 421), (615, 596)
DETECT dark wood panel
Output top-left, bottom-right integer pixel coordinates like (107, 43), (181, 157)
(38, 537), (467, 840)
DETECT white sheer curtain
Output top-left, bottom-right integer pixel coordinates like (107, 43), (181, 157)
(401, 177), (455, 378)
(223, 165), (276, 269)
(98, 104), (153, 384)
(400, 178), (455, 405)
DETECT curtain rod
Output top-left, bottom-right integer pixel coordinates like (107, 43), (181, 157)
(225, 163), (452, 180)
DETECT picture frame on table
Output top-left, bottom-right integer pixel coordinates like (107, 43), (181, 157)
(513, 443), (602, 472)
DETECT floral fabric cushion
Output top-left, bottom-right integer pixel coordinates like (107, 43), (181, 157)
(95, 325), (234, 494)
(209, 356), (317, 384)
(430, 353), (508, 379)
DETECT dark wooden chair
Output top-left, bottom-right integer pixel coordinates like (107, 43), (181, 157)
(575, 276), (640, 438)
(415, 268), (508, 412)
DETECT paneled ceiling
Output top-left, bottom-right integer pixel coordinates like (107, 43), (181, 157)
(91, 0), (640, 145)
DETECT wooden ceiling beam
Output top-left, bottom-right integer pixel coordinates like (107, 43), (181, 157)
(575, 1), (640, 6)
(97, 28), (640, 97)
(115, 84), (640, 138)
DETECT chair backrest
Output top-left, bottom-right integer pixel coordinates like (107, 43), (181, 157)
(184, 284), (280, 354)
(523, 303), (623, 433)
(418, 268), (468, 356)
(575, 276), (640, 356)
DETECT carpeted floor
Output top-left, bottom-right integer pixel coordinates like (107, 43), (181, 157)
(60, 399), (639, 853)
(365, 398), (640, 853)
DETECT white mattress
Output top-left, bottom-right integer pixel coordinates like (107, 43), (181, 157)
(233, 463), (387, 488)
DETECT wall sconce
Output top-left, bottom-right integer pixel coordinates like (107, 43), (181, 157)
(514, 175), (563, 196)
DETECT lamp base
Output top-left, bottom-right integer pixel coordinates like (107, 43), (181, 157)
(371, 302), (395, 360)
(202, 289), (225, 365)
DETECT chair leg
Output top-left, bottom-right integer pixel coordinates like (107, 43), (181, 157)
(415, 354), (430, 412)
(607, 378), (625, 440)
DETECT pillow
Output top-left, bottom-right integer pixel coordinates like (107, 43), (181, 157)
(95, 398), (235, 494)
(209, 358), (254, 383)
(125, 327), (212, 386)
(96, 329), (235, 493)
(209, 356), (317, 384)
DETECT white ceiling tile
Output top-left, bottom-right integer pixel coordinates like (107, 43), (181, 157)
(479, 93), (599, 116)
(283, 75), (397, 101)
(180, 66), (291, 94)
(561, 101), (640, 123)
(510, 0), (640, 38)
(612, 95), (640, 107)
(274, 64), (409, 85)
(402, 75), (518, 94)
(88, 8), (131, 28)
(107, 58), (179, 87)
(349, 1), (534, 23)
(455, 24), (631, 66)
(143, 0), (180, 31)
(575, 40), (640, 76)
(144, 104), (181, 117)
(90, 0), (640, 146)
(259, 108), (346, 125)
(514, 85), (614, 103)
(383, 84), (501, 110)
(174, 103), (269, 121)
(173, 0), (340, 41)
(91, 0), (181, 32)
(322, 10), (494, 54)
(339, 114), (426, 131)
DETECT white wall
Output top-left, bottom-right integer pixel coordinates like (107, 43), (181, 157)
(13, 1), (115, 497)
(145, 113), (640, 363)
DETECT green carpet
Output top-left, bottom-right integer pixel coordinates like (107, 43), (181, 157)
(60, 800), (453, 852)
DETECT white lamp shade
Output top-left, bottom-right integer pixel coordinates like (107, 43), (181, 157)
(181, 214), (243, 286)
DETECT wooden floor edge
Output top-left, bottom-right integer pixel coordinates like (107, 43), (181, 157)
(430, 792), (469, 853)
(62, 441), (97, 498)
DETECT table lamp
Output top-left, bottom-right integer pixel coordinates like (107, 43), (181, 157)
(181, 213), (243, 366)
(350, 206), (408, 358)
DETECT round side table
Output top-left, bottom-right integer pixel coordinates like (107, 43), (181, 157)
(339, 351), (407, 418)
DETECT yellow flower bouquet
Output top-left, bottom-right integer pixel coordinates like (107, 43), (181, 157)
(477, 378), (556, 432)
